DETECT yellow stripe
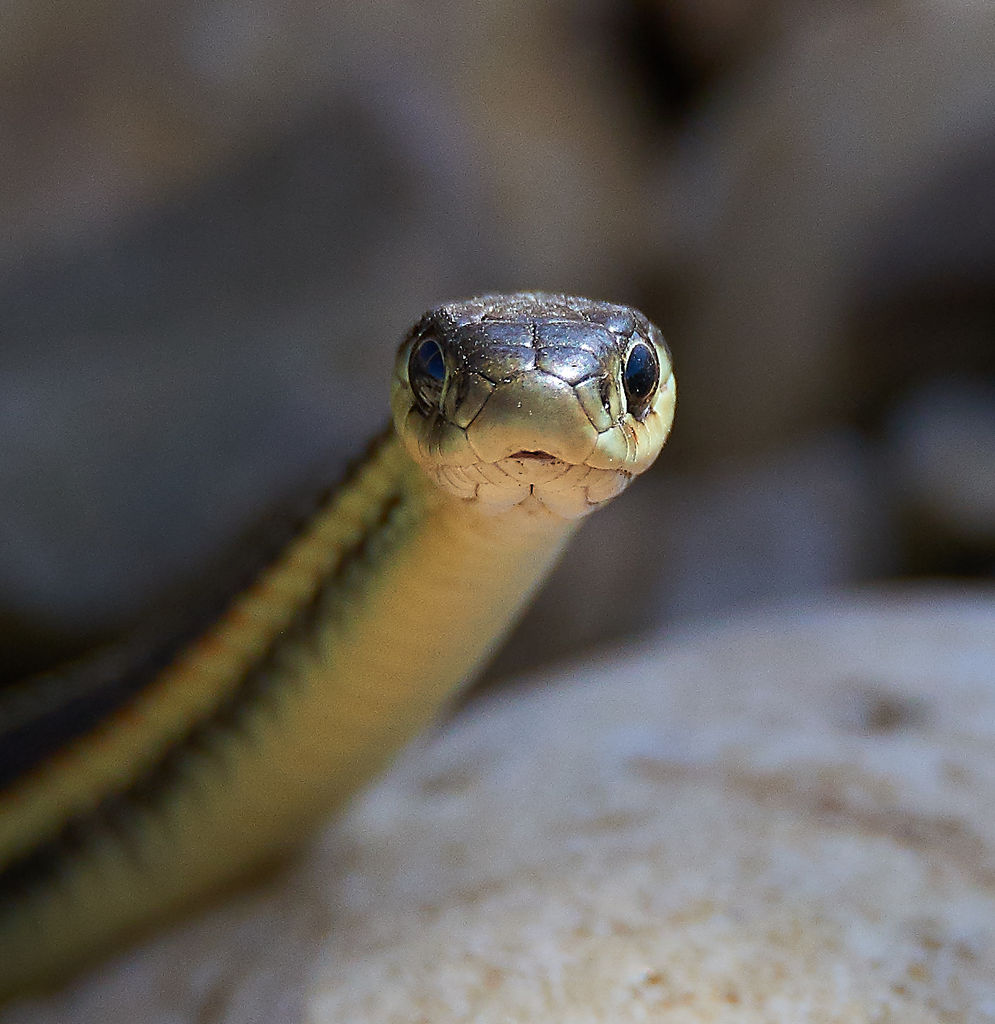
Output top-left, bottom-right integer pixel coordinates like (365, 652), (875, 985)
(0, 432), (399, 868)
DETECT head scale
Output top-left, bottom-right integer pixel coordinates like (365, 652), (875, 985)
(391, 293), (675, 519)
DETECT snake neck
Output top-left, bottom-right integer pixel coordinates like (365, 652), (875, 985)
(0, 427), (577, 999)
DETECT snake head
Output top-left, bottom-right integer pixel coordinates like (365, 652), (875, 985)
(391, 293), (676, 519)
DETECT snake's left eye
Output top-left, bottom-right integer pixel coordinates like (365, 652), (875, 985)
(409, 337), (447, 410)
(622, 341), (660, 419)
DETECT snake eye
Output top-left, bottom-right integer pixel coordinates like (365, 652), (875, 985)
(409, 337), (447, 410)
(622, 341), (660, 419)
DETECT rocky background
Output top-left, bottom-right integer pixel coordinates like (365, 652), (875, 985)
(1, 0), (993, 684)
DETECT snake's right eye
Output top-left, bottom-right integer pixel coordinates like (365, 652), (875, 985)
(409, 337), (447, 410)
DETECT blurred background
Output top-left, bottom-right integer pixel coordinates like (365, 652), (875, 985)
(1, 0), (992, 687)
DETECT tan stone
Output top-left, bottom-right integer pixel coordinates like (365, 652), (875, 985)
(4, 590), (993, 1022)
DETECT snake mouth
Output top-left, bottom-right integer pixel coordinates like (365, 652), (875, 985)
(508, 450), (559, 462)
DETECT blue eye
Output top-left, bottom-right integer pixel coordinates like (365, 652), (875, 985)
(414, 339), (445, 381)
(409, 337), (447, 409)
(622, 341), (659, 418)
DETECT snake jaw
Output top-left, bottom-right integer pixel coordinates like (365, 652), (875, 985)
(392, 293), (675, 519)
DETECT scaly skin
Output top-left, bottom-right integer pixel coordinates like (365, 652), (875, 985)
(0, 293), (675, 1000)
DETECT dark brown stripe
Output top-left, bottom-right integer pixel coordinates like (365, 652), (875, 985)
(0, 425), (394, 791)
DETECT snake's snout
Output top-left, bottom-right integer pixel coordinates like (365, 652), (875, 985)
(391, 293), (675, 519)
(463, 371), (599, 467)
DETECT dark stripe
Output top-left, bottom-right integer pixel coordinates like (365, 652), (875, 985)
(0, 481), (406, 907)
(0, 426), (394, 790)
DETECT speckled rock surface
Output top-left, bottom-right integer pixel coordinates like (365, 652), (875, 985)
(4, 590), (994, 1022)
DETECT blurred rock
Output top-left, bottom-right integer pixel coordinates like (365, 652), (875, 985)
(0, 0), (652, 291)
(651, 1), (995, 457)
(432, 0), (653, 296)
(649, 432), (896, 621)
(886, 379), (995, 568)
(0, 93), (494, 665)
(4, 591), (993, 1022)
(2, 0), (991, 684)
(0, 0), (657, 674)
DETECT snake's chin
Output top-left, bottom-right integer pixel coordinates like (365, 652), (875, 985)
(425, 455), (632, 520)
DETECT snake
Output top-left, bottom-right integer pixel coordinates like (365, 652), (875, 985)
(0, 292), (675, 1001)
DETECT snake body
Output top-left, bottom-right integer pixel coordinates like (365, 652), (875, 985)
(0, 293), (675, 1000)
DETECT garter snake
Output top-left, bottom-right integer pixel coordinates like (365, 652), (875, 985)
(0, 292), (675, 1000)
